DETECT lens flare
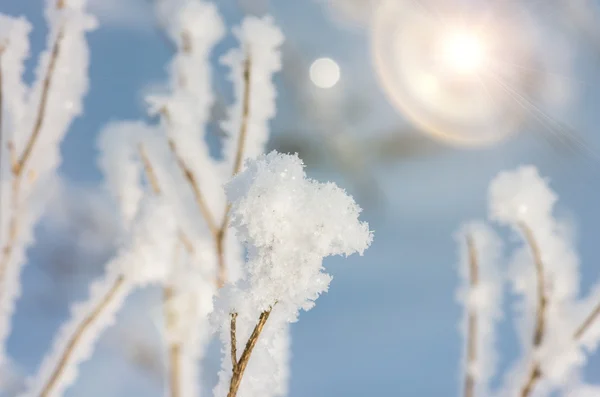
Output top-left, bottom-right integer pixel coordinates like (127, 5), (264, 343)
(370, 0), (544, 147)
(310, 57), (341, 89)
(439, 30), (487, 75)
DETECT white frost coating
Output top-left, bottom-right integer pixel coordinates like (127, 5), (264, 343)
(569, 384), (600, 397)
(220, 16), (284, 173)
(488, 166), (584, 391)
(225, 151), (373, 320)
(455, 221), (504, 397)
(119, 197), (178, 285)
(97, 121), (155, 226)
(148, 0), (226, 218)
(21, 269), (130, 397)
(0, 0), (96, 365)
(22, 196), (177, 397)
(0, 14), (30, 142)
(165, 262), (217, 397)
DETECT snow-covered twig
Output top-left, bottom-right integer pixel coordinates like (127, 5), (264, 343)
(463, 235), (478, 397)
(36, 275), (127, 397)
(228, 308), (273, 397)
(456, 222), (503, 397)
(0, 0), (96, 367)
(518, 223), (548, 397)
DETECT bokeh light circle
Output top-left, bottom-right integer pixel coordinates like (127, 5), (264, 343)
(310, 57), (341, 88)
(370, 0), (542, 147)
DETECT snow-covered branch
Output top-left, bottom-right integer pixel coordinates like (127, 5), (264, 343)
(455, 166), (600, 397)
(214, 152), (373, 397)
(0, 0), (96, 374)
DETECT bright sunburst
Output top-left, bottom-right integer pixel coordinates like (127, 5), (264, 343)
(438, 29), (487, 75)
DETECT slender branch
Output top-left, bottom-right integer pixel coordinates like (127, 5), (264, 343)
(168, 138), (219, 237)
(464, 235), (479, 397)
(13, 28), (63, 177)
(228, 308), (272, 397)
(517, 222), (548, 397)
(39, 275), (125, 397)
(574, 302), (600, 340)
(230, 313), (238, 370)
(231, 56), (252, 177)
(163, 285), (181, 397)
(139, 144), (162, 195)
(215, 55), (253, 288)
(0, 26), (64, 307)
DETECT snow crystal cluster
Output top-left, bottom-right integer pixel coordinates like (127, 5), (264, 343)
(225, 151), (372, 319)
(455, 165), (600, 396)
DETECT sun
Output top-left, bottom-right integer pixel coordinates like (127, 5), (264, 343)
(438, 29), (487, 75)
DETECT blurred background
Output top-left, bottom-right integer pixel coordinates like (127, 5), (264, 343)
(3, 0), (600, 395)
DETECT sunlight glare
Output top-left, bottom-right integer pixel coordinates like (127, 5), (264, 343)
(439, 30), (487, 75)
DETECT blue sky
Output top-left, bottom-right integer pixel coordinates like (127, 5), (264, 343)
(4, 0), (600, 396)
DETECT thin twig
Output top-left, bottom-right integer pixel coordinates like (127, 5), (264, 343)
(228, 308), (272, 397)
(163, 285), (181, 397)
(215, 55), (253, 288)
(574, 302), (600, 340)
(168, 138), (219, 237)
(139, 144), (162, 195)
(231, 56), (252, 177)
(13, 29), (63, 177)
(141, 144), (192, 397)
(39, 275), (125, 397)
(139, 144), (194, 257)
(464, 235), (479, 397)
(517, 222), (548, 397)
(0, 26), (64, 306)
(230, 313), (238, 370)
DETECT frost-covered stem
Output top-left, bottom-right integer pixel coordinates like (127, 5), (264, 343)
(216, 55), (252, 288)
(140, 144), (191, 397)
(464, 235), (479, 397)
(163, 286), (181, 397)
(14, 28), (63, 176)
(39, 275), (126, 397)
(231, 56), (251, 177)
(228, 308), (272, 397)
(0, 25), (64, 308)
(518, 222), (548, 397)
(167, 137), (218, 237)
(574, 301), (600, 340)
(139, 144), (162, 195)
(230, 312), (238, 369)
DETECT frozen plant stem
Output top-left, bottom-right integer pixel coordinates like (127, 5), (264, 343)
(216, 55), (252, 288)
(228, 308), (272, 397)
(0, 25), (64, 307)
(574, 302), (600, 340)
(464, 235), (479, 397)
(164, 55), (252, 288)
(39, 275), (126, 397)
(518, 222), (548, 397)
(164, 285), (181, 397)
(140, 144), (197, 397)
(168, 138), (218, 236)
